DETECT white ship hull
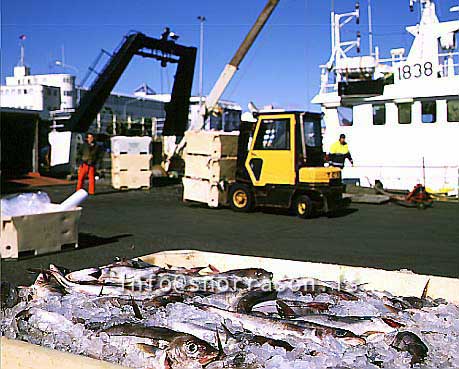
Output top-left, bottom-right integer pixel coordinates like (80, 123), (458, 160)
(323, 109), (459, 193)
(313, 0), (459, 195)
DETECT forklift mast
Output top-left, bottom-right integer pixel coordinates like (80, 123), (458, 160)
(68, 32), (196, 136)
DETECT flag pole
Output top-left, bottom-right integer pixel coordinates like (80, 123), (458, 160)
(19, 35), (26, 66)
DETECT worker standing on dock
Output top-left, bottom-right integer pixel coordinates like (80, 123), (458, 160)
(76, 133), (101, 195)
(328, 134), (353, 169)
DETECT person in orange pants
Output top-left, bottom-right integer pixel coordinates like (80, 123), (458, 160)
(76, 133), (101, 195)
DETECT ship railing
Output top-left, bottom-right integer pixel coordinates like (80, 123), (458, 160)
(318, 51), (459, 94)
(378, 51), (459, 77)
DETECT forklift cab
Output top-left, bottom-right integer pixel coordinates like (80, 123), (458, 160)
(244, 111), (339, 186)
(231, 111), (346, 218)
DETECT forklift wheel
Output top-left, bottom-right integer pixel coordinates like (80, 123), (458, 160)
(293, 194), (313, 219)
(229, 184), (254, 212)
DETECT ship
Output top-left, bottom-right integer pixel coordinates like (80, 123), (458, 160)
(312, 0), (459, 194)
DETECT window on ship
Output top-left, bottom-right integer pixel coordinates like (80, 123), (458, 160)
(447, 100), (459, 122)
(337, 106), (353, 126)
(372, 104), (386, 125)
(397, 103), (412, 124)
(421, 101), (436, 123)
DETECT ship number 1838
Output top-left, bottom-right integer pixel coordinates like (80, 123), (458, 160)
(397, 62), (434, 80)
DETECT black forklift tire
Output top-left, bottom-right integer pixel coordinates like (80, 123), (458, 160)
(293, 194), (314, 219)
(229, 184), (254, 212)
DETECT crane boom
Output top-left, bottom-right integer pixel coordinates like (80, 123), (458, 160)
(200, 0), (280, 127)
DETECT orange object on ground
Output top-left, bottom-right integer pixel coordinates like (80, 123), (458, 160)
(77, 163), (95, 195)
(8, 173), (72, 187)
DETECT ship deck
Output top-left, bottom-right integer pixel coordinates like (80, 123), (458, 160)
(1, 181), (458, 285)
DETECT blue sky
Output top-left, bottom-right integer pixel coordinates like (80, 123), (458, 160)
(1, 0), (458, 111)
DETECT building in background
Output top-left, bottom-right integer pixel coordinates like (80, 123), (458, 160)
(0, 66), (64, 117)
(1, 66), (242, 136)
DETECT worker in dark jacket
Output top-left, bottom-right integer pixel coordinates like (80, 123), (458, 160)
(76, 133), (101, 195)
(328, 134), (353, 169)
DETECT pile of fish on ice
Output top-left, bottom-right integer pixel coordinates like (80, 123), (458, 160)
(1, 258), (459, 369)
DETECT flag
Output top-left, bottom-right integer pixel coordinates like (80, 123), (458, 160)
(19, 34), (26, 40)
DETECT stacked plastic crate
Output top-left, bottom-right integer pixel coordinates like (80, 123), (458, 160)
(182, 131), (239, 207)
(111, 136), (152, 190)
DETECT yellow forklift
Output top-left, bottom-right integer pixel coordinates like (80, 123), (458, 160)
(228, 111), (349, 218)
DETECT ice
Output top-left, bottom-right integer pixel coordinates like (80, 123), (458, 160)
(1, 191), (53, 217)
(330, 300), (381, 316)
(2, 271), (459, 369)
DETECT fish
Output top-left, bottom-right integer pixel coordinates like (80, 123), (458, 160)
(16, 307), (79, 333)
(200, 289), (276, 313)
(66, 267), (102, 282)
(388, 296), (437, 310)
(196, 303), (366, 346)
(26, 270), (66, 299)
(66, 259), (163, 284)
(276, 300), (331, 318)
(143, 294), (185, 308)
(221, 323), (294, 351)
(165, 264), (208, 275)
(291, 314), (398, 336)
(1, 281), (19, 309)
(390, 331), (428, 366)
(234, 289), (277, 314)
(276, 277), (358, 301)
(131, 296), (143, 319)
(102, 323), (220, 368)
(421, 279), (430, 299)
(75, 265), (164, 285)
(156, 268), (273, 295)
(43, 269), (170, 299)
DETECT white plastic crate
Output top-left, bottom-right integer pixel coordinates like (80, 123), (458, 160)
(111, 154), (152, 172)
(0, 205), (81, 259)
(111, 170), (152, 190)
(110, 136), (152, 155)
(184, 155), (237, 182)
(185, 131), (239, 158)
(182, 177), (227, 208)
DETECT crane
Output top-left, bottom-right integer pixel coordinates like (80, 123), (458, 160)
(68, 31), (196, 136)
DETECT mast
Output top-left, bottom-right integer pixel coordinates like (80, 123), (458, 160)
(368, 0), (373, 56)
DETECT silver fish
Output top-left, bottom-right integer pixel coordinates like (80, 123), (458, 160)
(45, 269), (170, 299)
(196, 304), (365, 346)
(102, 323), (220, 368)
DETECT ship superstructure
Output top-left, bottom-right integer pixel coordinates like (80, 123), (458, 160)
(312, 0), (459, 193)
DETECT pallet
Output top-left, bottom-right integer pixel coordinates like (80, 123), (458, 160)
(0, 206), (81, 259)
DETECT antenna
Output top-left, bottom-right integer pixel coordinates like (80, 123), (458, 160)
(368, 0), (373, 56)
(355, 2), (360, 24)
(356, 31), (361, 53)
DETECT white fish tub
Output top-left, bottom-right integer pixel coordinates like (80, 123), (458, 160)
(2, 249), (459, 368)
(0, 205), (81, 259)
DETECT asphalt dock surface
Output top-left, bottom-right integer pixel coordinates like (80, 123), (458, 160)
(1, 182), (458, 286)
